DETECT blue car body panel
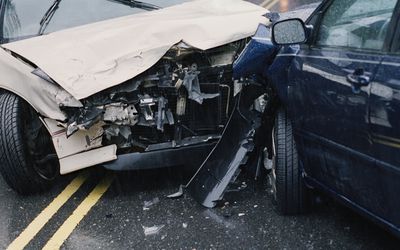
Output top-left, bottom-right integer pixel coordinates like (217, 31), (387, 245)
(233, 24), (277, 81)
(273, 46), (400, 236)
(234, 0), (400, 237)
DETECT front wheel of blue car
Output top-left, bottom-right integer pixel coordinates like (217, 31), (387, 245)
(0, 92), (59, 194)
(271, 108), (309, 215)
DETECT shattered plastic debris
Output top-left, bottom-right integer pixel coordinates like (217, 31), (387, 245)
(182, 223), (188, 228)
(167, 185), (184, 199)
(142, 225), (165, 236)
(238, 213), (245, 217)
(253, 94), (267, 113)
(143, 197), (160, 211)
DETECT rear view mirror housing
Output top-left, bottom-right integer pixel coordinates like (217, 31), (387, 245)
(272, 18), (311, 45)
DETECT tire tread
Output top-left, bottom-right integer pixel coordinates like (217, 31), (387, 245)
(274, 108), (308, 214)
(0, 92), (51, 194)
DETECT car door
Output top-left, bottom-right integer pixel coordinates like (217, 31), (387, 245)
(285, 0), (398, 208)
(368, 7), (400, 226)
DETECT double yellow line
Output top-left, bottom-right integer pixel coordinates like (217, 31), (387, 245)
(261, 0), (281, 9)
(7, 172), (114, 250)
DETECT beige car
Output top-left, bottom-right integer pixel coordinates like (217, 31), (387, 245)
(0, 0), (267, 194)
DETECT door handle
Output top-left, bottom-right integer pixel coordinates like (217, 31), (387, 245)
(346, 68), (370, 87)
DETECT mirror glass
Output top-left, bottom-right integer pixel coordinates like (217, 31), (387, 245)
(273, 19), (306, 45)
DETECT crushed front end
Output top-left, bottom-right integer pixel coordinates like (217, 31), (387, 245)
(59, 41), (248, 172)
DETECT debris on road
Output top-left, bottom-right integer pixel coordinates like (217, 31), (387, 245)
(143, 197), (160, 210)
(167, 185), (184, 199)
(143, 225), (165, 236)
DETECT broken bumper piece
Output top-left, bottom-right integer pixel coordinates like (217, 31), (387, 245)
(186, 86), (263, 208)
(102, 136), (219, 171)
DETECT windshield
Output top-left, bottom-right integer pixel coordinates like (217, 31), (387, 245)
(1, 0), (188, 43)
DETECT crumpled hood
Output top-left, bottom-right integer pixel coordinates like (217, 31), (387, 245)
(2, 0), (267, 100)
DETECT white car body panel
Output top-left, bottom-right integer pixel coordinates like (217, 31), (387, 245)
(0, 49), (73, 120)
(59, 145), (117, 174)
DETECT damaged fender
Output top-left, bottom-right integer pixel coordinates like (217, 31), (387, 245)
(0, 49), (79, 121)
(42, 118), (117, 174)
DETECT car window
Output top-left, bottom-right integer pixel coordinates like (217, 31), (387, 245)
(315, 0), (397, 51)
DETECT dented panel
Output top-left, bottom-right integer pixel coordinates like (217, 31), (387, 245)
(43, 118), (104, 159)
(0, 49), (79, 120)
(59, 145), (117, 174)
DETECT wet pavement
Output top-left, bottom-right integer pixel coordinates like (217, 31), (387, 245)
(1, 167), (399, 249)
(2, 0), (400, 249)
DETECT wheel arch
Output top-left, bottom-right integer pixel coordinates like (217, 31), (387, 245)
(0, 87), (60, 140)
(0, 49), (68, 121)
(258, 86), (284, 154)
(0, 87), (41, 114)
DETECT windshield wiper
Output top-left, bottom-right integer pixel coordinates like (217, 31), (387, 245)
(38, 0), (62, 35)
(107, 0), (160, 11)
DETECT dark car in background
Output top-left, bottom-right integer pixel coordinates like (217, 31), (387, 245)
(254, 0), (400, 238)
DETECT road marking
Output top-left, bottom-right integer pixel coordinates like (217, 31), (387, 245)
(261, 0), (272, 7)
(42, 175), (114, 250)
(7, 172), (89, 250)
(261, 0), (280, 9)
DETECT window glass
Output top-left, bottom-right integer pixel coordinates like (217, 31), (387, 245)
(2, 0), (188, 42)
(316, 0), (397, 50)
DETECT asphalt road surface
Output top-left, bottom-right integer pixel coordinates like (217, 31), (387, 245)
(1, 168), (399, 249)
(1, 1), (400, 249)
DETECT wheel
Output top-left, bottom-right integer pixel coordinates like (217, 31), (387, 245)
(0, 91), (59, 194)
(269, 107), (309, 215)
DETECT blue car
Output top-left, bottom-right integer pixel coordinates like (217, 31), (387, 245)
(236, 0), (400, 238)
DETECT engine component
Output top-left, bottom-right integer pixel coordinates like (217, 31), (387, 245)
(182, 63), (219, 104)
(138, 95), (157, 124)
(103, 103), (138, 126)
(176, 94), (186, 116)
(62, 41), (244, 150)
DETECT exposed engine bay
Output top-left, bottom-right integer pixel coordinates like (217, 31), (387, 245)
(61, 41), (247, 153)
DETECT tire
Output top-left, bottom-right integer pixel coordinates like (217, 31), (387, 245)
(272, 108), (308, 215)
(0, 92), (58, 194)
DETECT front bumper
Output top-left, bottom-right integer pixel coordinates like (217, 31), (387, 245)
(102, 141), (216, 171)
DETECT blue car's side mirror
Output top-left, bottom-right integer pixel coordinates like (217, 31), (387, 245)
(272, 18), (310, 45)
